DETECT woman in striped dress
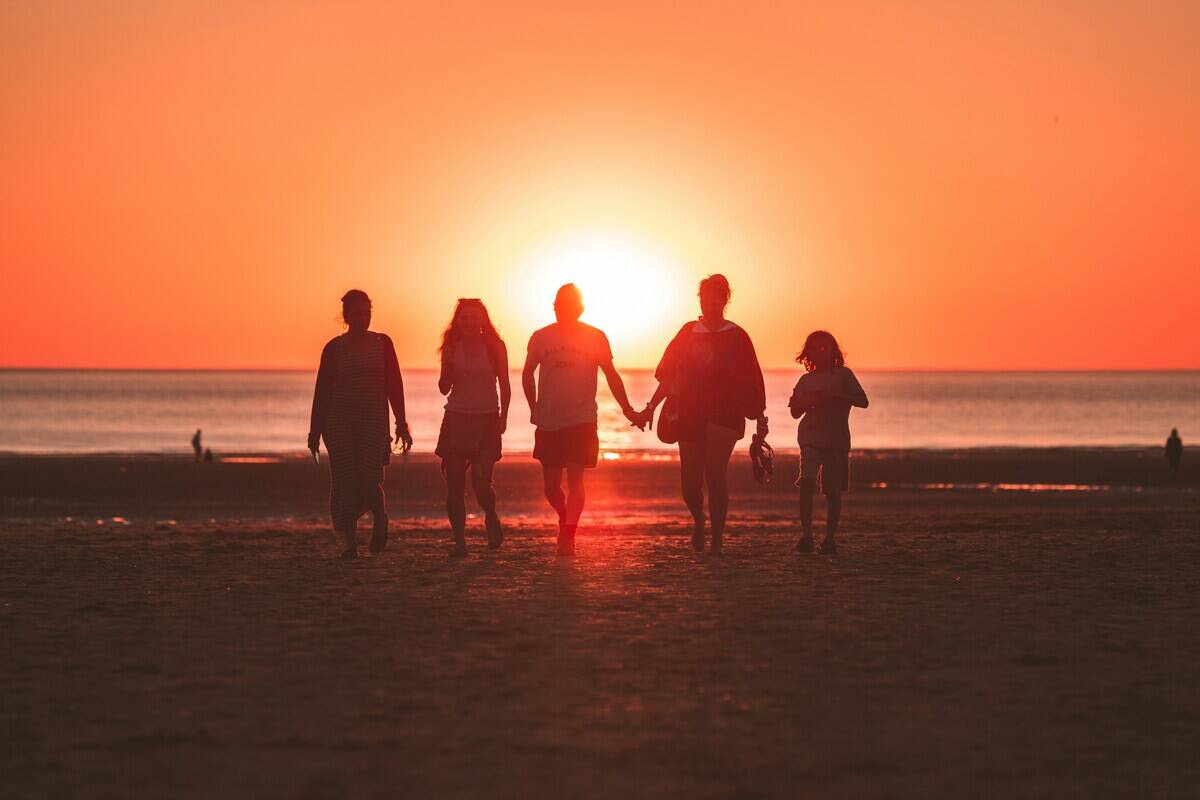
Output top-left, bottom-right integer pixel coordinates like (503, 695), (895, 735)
(308, 290), (412, 559)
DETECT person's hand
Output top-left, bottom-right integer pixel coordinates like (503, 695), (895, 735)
(497, 412), (508, 435)
(307, 432), (320, 453)
(624, 406), (647, 431)
(643, 404), (655, 430)
(756, 416), (769, 438)
(394, 422), (413, 454)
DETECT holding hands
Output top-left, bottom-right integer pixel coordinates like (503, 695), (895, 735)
(623, 404), (651, 431)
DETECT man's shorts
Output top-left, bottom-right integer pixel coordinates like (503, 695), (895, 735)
(533, 422), (599, 469)
(797, 446), (849, 495)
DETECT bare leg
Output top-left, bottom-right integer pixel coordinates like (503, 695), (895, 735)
(797, 480), (816, 551)
(824, 492), (842, 546)
(565, 466), (586, 527)
(703, 427), (738, 553)
(471, 462), (498, 517)
(366, 479), (389, 553)
(444, 455), (468, 552)
(679, 442), (706, 550)
(542, 466), (567, 523)
(472, 461), (502, 548)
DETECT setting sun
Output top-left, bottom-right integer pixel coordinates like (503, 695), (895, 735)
(513, 231), (691, 360)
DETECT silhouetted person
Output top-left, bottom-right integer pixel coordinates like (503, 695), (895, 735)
(789, 331), (868, 555)
(309, 290), (412, 560)
(1166, 428), (1183, 471)
(192, 429), (202, 462)
(522, 283), (642, 556)
(436, 299), (511, 556)
(639, 274), (767, 555)
(203, 448), (214, 463)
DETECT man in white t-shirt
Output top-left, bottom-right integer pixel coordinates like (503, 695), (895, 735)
(522, 284), (642, 556)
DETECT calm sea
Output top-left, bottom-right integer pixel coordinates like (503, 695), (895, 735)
(0, 370), (1195, 455)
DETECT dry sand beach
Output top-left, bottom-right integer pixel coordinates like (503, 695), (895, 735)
(2, 451), (1198, 798)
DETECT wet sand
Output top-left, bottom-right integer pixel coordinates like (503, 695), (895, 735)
(1, 451), (1198, 798)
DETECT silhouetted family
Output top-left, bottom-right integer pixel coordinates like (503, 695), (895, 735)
(308, 277), (869, 560)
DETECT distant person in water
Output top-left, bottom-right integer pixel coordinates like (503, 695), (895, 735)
(522, 283), (643, 556)
(789, 331), (868, 555)
(1166, 428), (1183, 472)
(203, 448), (214, 464)
(436, 299), (511, 556)
(192, 429), (202, 462)
(639, 274), (767, 555)
(308, 289), (412, 560)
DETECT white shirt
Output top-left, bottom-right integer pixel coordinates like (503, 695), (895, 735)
(527, 321), (613, 431)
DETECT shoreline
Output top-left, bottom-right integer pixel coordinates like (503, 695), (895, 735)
(0, 444), (1180, 458)
(2, 448), (1194, 524)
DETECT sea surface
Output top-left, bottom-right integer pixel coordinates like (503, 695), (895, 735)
(0, 369), (1195, 455)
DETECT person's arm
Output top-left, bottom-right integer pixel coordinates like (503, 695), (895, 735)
(496, 341), (512, 434)
(788, 380), (807, 420)
(382, 335), (411, 451)
(308, 341), (336, 452)
(742, 329), (768, 437)
(438, 346), (453, 396)
(842, 368), (869, 409)
(639, 323), (688, 426)
(600, 360), (643, 428)
(522, 335), (539, 425)
(645, 381), (670, 412)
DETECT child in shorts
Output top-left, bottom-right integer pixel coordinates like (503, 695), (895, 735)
(788, 331), (868, 554)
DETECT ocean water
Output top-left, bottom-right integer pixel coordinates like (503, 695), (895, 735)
(0, 369), (1195, 455)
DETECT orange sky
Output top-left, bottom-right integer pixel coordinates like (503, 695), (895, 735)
(2, 1), (1197, 370)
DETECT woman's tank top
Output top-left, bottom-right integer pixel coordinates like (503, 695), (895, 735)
(445, 341), (499, 415)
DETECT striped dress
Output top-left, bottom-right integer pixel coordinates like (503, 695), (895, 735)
(309, 332), (406, 534)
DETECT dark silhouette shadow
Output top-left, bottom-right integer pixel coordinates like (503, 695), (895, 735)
(638, 274), (767, 555)
(435, 298), (511, 556)
(191, 429), (202, 462)
(521, 283), (643, 556)
(308, 289), (410, 560)
(1166, 428), (1183, 472)
(788, 330), (868, 555)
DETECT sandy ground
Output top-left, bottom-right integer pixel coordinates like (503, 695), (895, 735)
(1, 451), (1198, 798)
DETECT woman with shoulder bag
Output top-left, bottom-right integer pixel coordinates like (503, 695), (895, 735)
(637, 274), (767, 554)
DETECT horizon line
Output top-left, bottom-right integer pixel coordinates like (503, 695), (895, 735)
(2, 365), (1198, 375)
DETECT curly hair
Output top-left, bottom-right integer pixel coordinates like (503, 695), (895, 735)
(796, 330), (845, 372)
(439, 298), (505, 365)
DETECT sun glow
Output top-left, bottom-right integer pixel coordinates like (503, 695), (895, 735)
(514, 231), (690, 361)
